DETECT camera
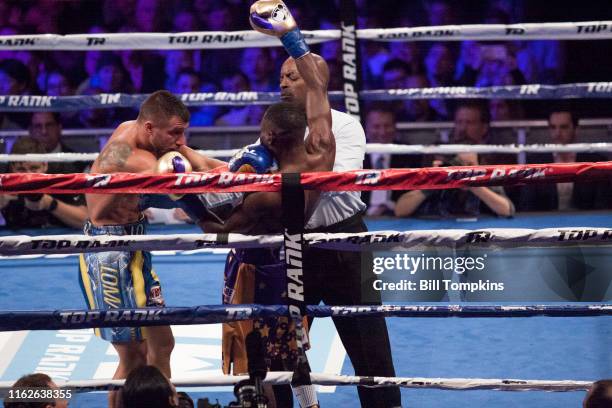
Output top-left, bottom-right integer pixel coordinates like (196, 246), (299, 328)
(224, 330), (268, 408)
(225, 379), (268, 408)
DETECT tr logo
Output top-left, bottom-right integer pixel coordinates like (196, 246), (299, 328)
(355, 171), (381, 185)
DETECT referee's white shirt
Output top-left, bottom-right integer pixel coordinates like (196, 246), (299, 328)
(305, 109), (367, 229)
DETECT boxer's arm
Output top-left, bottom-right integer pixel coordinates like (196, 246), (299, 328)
(178, 145), (226, 172)
(198, 192), (280, 234)
(249, 1), (334, 166)
(95, 141), (156, 173)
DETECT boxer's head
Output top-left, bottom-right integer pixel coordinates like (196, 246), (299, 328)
(260, 101), (307, 156)
(138, 90), (190, 155)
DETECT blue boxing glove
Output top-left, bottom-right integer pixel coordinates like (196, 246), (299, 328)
(249, 0), (310, 60)
(228, 144), (276, 173)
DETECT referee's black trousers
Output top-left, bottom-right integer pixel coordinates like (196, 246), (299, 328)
(304, 214), (401, 408)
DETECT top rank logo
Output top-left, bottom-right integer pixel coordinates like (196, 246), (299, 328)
(0, 37), (37, 47)
(558, 229), (612, 241)
(355, 171), (381, 185)
(505, 27), (526, 35)
(378, 28), (459, 40)
(0, 95), (55, 107)
(168, 34), (246, 45)
(180, 92), (258, 103)
(576, 23), (612, 34)
(444, 166), (547, 182)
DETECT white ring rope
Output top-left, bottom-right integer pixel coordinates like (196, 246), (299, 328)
(2, 143), (611, 162)
(1, 21), (612, 51)
(1, 228), (610, 255)
(0, 373), (591, 392)
(360, 21), (612, 41)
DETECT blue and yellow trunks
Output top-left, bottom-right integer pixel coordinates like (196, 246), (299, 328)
(78, 217), (165, 343)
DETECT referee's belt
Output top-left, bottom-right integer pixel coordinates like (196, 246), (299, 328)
(305, 211), (366, 234)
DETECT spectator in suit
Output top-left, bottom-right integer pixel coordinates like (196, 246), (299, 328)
(395, 101), (515, 218)
(518, 106), (612, 211)
(28, 112), (87, 174)
(363, 104), (422, 216)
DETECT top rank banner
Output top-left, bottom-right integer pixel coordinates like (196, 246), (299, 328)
(2, 162), (612, 194)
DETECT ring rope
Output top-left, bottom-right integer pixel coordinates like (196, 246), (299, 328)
(2, 83), (612, 112)
(0, 372), (592, 392)
(3, 143), (612, 163)
(0, 304), (610, 332)
(1, 162), (611, 194)
(1, 228), (610, 255)
(1, 21), (611, 52)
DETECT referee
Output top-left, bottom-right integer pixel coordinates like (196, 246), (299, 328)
(280, 56), (401, 408)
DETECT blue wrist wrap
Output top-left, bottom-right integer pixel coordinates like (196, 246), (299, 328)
(281, 28), (310, 59)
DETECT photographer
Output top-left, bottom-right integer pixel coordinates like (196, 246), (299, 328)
(0, 137), (87, 229)
(120, 365), (179, 408)
(395, 101), (514, 218)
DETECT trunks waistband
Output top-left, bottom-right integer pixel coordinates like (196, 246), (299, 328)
(233, 248), (281, 266)
(84, 217), (147, 236)
(305, 211), (365, 233)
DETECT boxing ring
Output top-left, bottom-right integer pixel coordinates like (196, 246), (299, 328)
(0, 214), (610, 407)
(1, 10), (612, 408)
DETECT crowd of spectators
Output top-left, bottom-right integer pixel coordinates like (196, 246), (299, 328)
(0, 0), (611, 229)
(0, 0), (612, 132)
(1, 100), (610, 230)
(362, 101), (612, 218)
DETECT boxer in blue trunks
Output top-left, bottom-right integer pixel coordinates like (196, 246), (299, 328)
(79, 90), (223, 408)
